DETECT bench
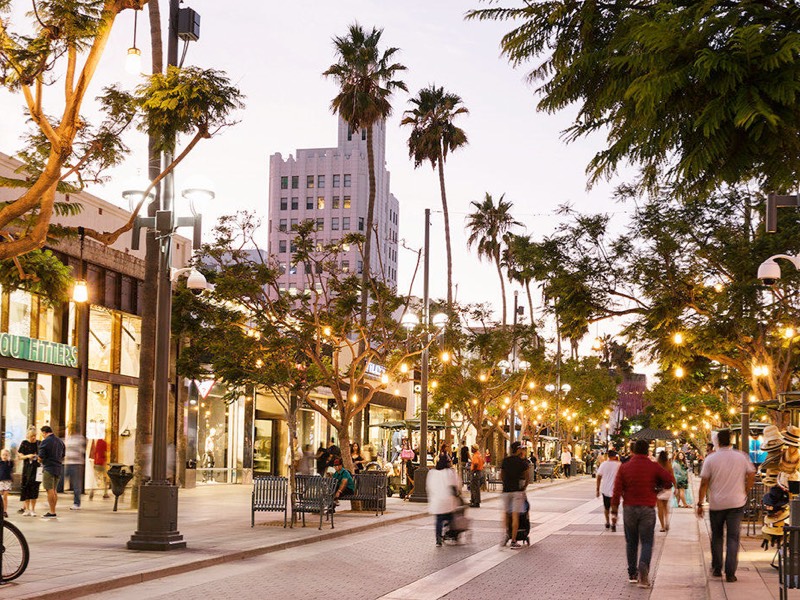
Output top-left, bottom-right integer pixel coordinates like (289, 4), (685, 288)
(251, 476), (288, 527)
(350, 472), (388, 516)
(294, 475), (336, 530)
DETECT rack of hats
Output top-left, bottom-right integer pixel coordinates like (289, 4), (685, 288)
(760, 426), (800, 551)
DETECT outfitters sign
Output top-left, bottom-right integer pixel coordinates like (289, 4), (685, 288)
(0, 334), (78, 368)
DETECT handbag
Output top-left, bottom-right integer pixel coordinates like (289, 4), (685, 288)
(35, 465), (44, 482)
(657, 488), (673, 501)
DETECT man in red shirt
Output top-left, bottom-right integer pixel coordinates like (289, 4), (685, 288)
(611, 439), (674, 588)
(89, 437), (110, 500)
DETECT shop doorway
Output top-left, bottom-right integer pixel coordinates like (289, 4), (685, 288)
(0, 371), (35, 454)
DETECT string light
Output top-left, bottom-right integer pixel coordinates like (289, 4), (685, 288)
(673, 332), (685, 345)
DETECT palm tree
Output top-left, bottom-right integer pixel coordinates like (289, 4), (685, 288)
(503, 233), (538, 325)
(323, 24), (407, 326)
(401, 85), (468, 307)
(466, 193), (522, 326)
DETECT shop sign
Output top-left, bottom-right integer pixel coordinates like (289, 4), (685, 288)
(366, 362), (386, 379)
(0, 333), (78, 368)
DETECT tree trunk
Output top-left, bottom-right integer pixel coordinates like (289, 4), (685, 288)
(525, 280), (535, 330)
(132, 0), (164, 508)
(437, 148), (453, 307)
(359, 124), (377, 330)
(287, 408), (297, 523)
(338, 426), (353, 472)
(496, 255), (507, 326)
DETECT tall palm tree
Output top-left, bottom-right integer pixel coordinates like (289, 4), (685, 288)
(401, 85), (468, 307)
(503, 233), (538, 325)
(323, 24), (406, 326)
(466, 193), (522, 326)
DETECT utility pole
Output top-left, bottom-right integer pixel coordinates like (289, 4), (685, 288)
(411, 209), (431, 502)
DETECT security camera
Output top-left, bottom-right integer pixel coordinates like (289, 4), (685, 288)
(186, 269), (209, 295)
(757, 259), (781, 286)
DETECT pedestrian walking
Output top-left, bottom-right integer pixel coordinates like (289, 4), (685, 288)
(0, 448), (13, 517)
(561, 445), (572, 478)
(460, 440), (470, 482)
(500, 441), (529, 549)
(427, 454), (460, 547)
(89, 436), (110, 500)
(469, 444), (484, 507)
(595, 449), (621, 530)
(38, 425), (65, 519)
(656, 451), (673, 532)
(18, 425), (40, 516)
(65, 424), (86, 511)
(696, 429), (755, 583)
(672, 451), (691, 508)
(315, 444), (329, 477)
(611, 439), (674, 588)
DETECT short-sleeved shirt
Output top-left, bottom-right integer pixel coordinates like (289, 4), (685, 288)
(500, 454), (529, 493)
(596, 459), (621, 497)
(700, 447), (755, 511)
(471, 451), (485, 472)
(92, 438), (108, 466)
(333, 467), (355, 492)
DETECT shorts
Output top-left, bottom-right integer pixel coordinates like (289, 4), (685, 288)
(0, 480), (11, 492)
(42, 471), (60, 491)
(602, 494), (612, 510)
(502, 490), (526, 514)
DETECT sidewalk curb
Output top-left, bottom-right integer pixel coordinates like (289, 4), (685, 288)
(24, 510), (432, 600)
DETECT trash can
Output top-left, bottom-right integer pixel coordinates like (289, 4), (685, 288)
(184, 459), (196, 489)
(106, 464), (134, 512)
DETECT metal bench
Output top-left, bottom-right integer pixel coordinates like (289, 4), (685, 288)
(294, 475), (336, 530)
(744, 481), (765, 537)
(251, 476), (288, 527)
(350, 472), (388, 516)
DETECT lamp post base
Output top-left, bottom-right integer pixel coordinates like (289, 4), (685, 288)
(127, 483), (186, 551)
(409, 466), (428, 503)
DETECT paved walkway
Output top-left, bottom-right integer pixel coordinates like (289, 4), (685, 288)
(2, 474), (785, 599)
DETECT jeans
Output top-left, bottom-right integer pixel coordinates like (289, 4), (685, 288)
(470, 471), (482, 506)
(623, 505), (656, 578)
(562, 463), (571, 478)
(435, 513), (452, 542)
(709, 506), (745, 576)
(65, 464), (83, 507)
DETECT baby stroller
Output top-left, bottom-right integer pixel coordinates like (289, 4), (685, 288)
(443, 504), (472, 544)
(505, 497), (531, 546)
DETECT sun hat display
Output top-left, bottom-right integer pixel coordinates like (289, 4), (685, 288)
(761, 426), (785, 452)
(763, 524), (785, 537)
(763, 485), (790, 512)
(764, 507), (791, 526)
(784, 425), (800, 448)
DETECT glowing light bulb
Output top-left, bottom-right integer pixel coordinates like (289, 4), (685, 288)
(440, 351), (451, 363)
(72, 280), (88, 303)
(323, 326), (332, 336)
(125, 46), (142, 75)
(399, 363), (409, 374)
(380, 373), (389, 385)
(673, 332), (684, 345)
(674, 366), (685, 378)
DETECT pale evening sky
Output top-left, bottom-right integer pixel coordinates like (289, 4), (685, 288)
(0, 1), (639, 356)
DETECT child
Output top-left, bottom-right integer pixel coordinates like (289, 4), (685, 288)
(0, 448), (13, 517)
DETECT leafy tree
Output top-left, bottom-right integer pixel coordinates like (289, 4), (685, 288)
(467, 1), (800, 197)
(466, 193), (522, 326)
(502, 233), (538, 325)
(323, 23), (407, 331)
(179, 213), (431, 472)
(401, 85), (468, 307)
(0, 1), (243, 260)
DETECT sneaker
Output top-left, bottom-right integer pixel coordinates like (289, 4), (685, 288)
(16, 508), (25, 514)
(436, 540), (443, 547)
(628, 577), (638, 584)
(509, 542), (522, 549)
(28, 511), (36, 517)
(611, 525), (616, 532)
(3, 512), (7, 518)
(605, 523), (610, 529)
(725, 575), (737, 583)
(42, 512), (57, 519)
(638, 565), (650, 588)
(711, 569), (722, 577)
(103, 494), (110, 499)
(70, 504), (81, 511)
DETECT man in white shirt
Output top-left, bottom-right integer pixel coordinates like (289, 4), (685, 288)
(596, 450), (621, 531)
(561, 446), (573, 478)
(697, 429), (755, 583)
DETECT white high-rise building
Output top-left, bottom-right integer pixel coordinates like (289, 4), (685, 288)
(268, 118), (400, 293)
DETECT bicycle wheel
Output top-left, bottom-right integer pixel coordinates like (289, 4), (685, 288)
(1, 521), (30, 582)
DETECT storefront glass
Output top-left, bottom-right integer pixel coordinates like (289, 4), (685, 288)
(368, 405), (403, 461)
(88, 307), (113, 372)
(2, 370), (32, 459)
(86, 381), (111, 490)
(118, 386), (137, 465)
(8, 290), (32, 336)
(119, 315), (141, 377)
(35, 374), (53, 429)
(197, 383), (229, 483)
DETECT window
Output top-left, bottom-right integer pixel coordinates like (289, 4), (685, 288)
(290, 241), (297, 253)
(331, 217), (339, 231)
(290, 218), (298, 230)
(307, 175), (314, 188)
(342, 217), (350, 230)
(279, 240), (287, 253)
(316, 262), (323, 274)
(357, 261), (363, 274)
(343, 196), (351, 209)
(358, 217), (364, 231)
(316, 218), (324, 230)
(315, 240), (324, 252)
(291, 197), (298, 210)
(343, 174), (351, 188)
(280, 197), (288, 210)
(306, 197), (314, 210)
(279, 219), (288, 232)
(341, 260), (350, 272)
(280, 176), (288, 190)
(361, 129), (366, 141)
(317, 197), (325, 210)
(332, 174), (341, 188)
(332, 196), (340, 209)
(279, 263), (287, 274)
(291, 175), (299, 189)
(289, 264), (297, 275)
(317, 175), (325, 188)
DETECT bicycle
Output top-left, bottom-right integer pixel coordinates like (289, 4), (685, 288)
(0, 511), (29, 584)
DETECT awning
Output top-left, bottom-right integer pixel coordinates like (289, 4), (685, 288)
(630, 428), (676, 442)
(370, 418), (447, 431)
